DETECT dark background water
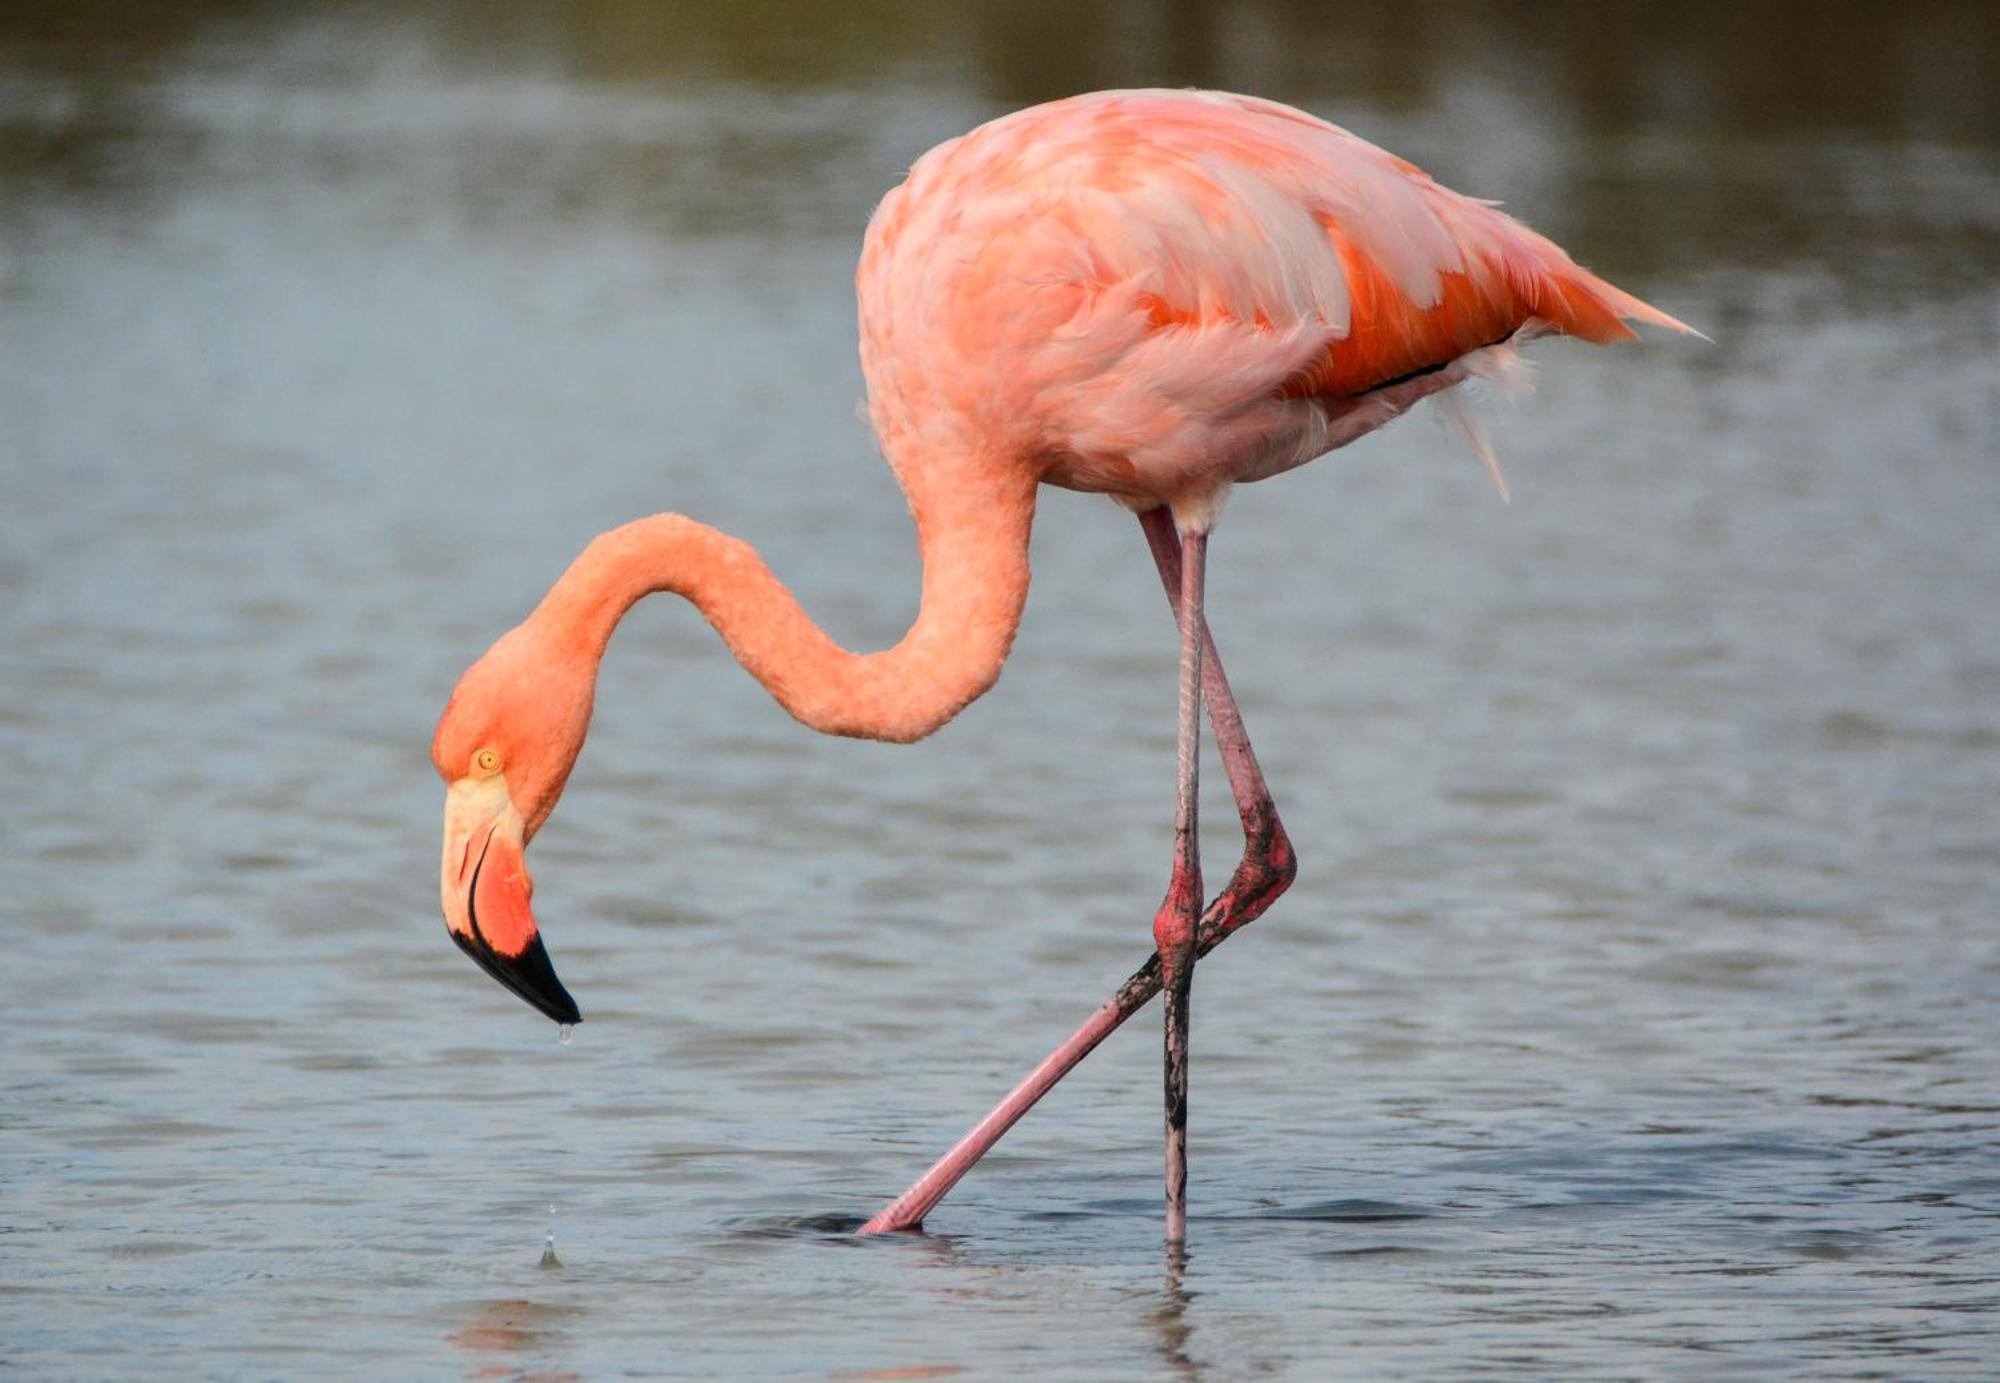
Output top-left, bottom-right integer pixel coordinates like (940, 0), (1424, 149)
(4, 2), (1997, 1376)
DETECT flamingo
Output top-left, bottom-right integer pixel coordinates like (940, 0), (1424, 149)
(432, 89), (1692, 1243)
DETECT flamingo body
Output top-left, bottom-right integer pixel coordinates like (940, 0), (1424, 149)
(432, 89), (1692, 1238)
(859, 90), (1687, 528)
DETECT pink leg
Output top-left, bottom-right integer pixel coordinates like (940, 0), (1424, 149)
(1157, 524), (1206, 1244)
(1139, 508), (1298, 951)
(857, 512), (1296, 1235)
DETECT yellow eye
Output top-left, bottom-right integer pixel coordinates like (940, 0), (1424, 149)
(473, 748), (502, 775)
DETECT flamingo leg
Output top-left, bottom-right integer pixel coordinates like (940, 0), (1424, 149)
(1158, 523), (1206, 1243)
(1137, 508), (1298, 977)
(856, 512), (1296, 1236)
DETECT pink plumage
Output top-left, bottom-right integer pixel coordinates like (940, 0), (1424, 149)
(860, 89), (1690, 528)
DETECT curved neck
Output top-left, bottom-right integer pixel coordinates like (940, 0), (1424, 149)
(525, 469), (1036, 743)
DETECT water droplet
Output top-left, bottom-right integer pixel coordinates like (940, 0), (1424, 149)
(557, 1024), (573, 1046)
(539, 1200), (561, 1268)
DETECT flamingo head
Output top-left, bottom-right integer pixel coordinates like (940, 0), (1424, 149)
(431, 624), (595, 1025)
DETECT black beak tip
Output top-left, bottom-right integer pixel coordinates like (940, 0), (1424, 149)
(453, 928), (582, 1026)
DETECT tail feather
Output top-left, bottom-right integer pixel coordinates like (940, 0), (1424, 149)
(1588, 274), (1708, 340)
(1530, 238), (1705, 342)
(1477, 206), (1705, 343)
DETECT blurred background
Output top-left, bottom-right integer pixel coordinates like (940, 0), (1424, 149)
(4, 2), (1996, 1377)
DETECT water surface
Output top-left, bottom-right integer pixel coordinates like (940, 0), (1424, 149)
(4, 3), (1998, 1376)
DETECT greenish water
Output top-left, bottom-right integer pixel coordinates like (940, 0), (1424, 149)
(4, 3), (1997, 1377)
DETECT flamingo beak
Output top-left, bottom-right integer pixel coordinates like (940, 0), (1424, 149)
(440, 778), (581, 1025)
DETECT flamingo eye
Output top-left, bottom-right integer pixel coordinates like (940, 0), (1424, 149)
(473, 747), (503, 775)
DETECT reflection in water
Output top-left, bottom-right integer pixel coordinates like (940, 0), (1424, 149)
(4, 0), (1999, 1376)
(1153, 1242), (1199, 1381)
(448, 1298), (584, 1383)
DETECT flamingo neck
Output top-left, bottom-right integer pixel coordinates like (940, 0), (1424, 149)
(524, 468), (1036, 744)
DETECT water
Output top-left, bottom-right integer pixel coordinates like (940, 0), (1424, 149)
(5, 2), (1998, 1376)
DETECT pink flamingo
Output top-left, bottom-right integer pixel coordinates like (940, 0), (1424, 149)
(433, 89), (1692, 1242)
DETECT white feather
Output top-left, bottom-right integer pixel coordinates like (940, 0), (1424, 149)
(1434, 337), (1538, 505)
(1436, 391), (1510, 505)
